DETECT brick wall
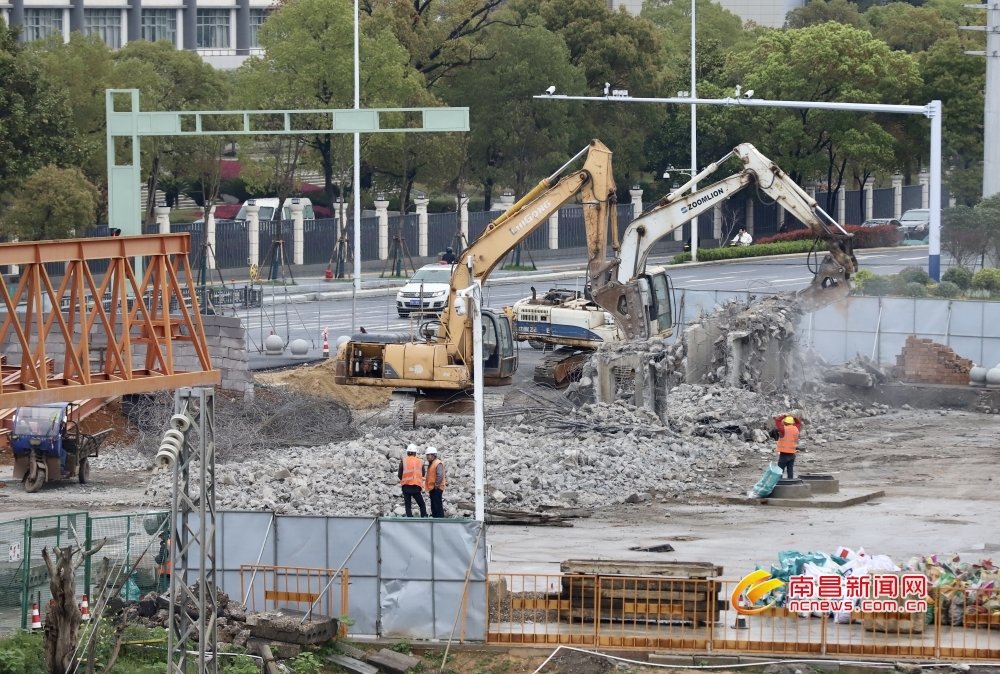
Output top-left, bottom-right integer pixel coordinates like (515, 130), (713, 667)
(897, 336), (972, 385)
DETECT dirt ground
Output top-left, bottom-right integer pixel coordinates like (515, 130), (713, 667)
(255, 359), (392, 409)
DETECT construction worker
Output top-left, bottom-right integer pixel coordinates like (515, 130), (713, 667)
(425, 447), (447, 518)
(398, 444), (427, 517)
(776, 415), (800, 479)
(440, 247), (457, 264)
(155, 531), (172, 593)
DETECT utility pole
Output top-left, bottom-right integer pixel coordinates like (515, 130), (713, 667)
(962, 2), (1000, 198)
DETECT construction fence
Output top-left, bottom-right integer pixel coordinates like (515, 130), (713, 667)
(0, 511), (487, 640)
(487, 573), (1000, 659)
(0, 511), (168, 633)
(673, 290), (1000, 368)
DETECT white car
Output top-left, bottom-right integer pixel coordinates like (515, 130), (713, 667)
(396, 263), (454, 318)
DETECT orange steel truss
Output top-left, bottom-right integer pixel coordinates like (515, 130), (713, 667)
(0, 234), (220, 407)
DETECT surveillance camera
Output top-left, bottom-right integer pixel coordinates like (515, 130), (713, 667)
(662, 171), (670, 180)
(744, 89), (755, 98)
(545, 85), (556, 95)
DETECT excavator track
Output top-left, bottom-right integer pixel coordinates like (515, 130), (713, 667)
(533, 347), (593, 388)
(388, 393), (417, 430)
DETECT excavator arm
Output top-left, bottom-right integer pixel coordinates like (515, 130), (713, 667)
(591, 143), (857, 339)
(439, 139), (616, 363)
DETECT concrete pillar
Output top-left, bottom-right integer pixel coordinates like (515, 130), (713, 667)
(246, 201), (260, 266)
(745, 199), (755, 237)
(629, 186), (643, 216)
(236, 0), (250, 53)
(70, 0), (84, 33)
(414, 193), (429, 257)
(126, 0), (141, 44)
(919, 170), (930, 208)
(548, 211), (559, 249)
(290, 198), (304, 265)
(712, 204), (723, 240)
(205, 204), (217, 270)
(892, 174), (903, 218)
(182, 0), (196, 49)
(375, 194), (389, 261)
(837, 188), (846, 225)
(864, 177), (874, 221)
(155, 203), (171, 234)
(456, 193), (469, 247)
(11, 0), (24, 41)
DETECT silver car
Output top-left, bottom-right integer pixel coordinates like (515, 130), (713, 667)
(899, 209), (930, 240)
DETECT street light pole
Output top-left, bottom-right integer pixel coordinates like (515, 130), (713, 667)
(351, 0), (361, 332)
(534, 92), (944, 280)
(690, 0), (698, 262)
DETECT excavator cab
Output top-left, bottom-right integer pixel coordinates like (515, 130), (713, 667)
(482, 310), (517, 384)
(639, 270), (675, 338)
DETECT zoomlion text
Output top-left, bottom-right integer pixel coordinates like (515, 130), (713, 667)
(679, 188), (724, 214)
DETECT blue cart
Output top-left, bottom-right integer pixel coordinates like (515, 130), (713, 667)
(10, 403), (112, 492)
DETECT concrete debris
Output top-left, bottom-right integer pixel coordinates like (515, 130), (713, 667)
(823, 355), (888, 388)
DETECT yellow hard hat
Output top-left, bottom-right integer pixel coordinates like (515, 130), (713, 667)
(783, 416), (796, 425)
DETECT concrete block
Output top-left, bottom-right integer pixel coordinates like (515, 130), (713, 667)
(769, 480), (812, 499)
(367, 648), (420, 674)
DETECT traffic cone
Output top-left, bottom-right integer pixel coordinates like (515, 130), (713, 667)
(30, 602), (41, 630)
(322, 329), (330, 359)
(80, 595), (90, 622)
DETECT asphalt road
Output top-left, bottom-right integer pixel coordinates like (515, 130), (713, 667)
(238, 247), (932, 356)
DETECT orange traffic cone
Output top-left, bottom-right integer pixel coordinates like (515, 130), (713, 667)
(322, 329), (330, 359)
(80, 595), (91, 621)
(30, 602), (41, 630)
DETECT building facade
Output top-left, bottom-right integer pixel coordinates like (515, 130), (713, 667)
(0, 0), (271, 68)
(609, 0), (802, 29)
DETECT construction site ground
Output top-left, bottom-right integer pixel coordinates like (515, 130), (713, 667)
(1, 390), (996, 579)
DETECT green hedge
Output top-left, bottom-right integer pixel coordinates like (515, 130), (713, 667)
(671, 240), (821, 264)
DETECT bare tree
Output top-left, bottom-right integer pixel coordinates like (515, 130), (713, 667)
(41, 539), (107, 674)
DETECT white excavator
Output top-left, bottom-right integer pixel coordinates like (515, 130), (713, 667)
(514, 142), (857, 387)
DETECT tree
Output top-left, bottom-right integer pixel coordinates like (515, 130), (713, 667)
(920, 36), (985, 203)
(718, 22), (922, 210)
(0, 19), (77, 198)
(440, 22), (585, 208)
(2, 166), (99, 240)
(785, 0), (864, 28)
(865, 3), (955, 53)
(112, 41), (230, 224)
(363, 0), (513, 88)
(41, 539), (106, 674)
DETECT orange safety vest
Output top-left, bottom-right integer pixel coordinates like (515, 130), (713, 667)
(158, 538), (172, 575)
(777, 424), (799, 454)
(425, 458), (446, 491)
(400, 455), (424, 487)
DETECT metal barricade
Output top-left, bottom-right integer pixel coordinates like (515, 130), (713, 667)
(487, 574), (1000, 660)
(239, 564), (349, 631)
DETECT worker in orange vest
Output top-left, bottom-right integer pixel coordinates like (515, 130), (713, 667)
(775, 415), (800, 479)
(398, 444), (427, 517)
(425, 446), (447, 518)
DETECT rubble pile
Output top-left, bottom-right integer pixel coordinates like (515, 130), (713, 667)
(121, 587), (251, 647)
(129, 380), (889, 517)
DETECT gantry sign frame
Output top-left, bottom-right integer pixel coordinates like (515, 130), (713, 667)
(105, 89), (470, 234)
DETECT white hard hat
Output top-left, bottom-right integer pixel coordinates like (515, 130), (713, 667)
(406, 443), (418, 453)
(425, 446), (438, 455)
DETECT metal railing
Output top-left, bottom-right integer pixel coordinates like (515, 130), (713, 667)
(487, 574), (1000, 660)
(239, 564), (349, 630)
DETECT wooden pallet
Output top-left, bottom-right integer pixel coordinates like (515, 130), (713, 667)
(964, 613), (1000, 627)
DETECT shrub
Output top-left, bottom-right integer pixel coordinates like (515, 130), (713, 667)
(904, 282), (928, 297)
(851, 269), (876, 293)
(898, 266), (931, 286)
(861, 275), (892, 296)
(671, 240), (817, 264)
(933, 281), (961, 298)
(941, 266), (974, 290)
(751, 224), (901, 249)
(971, 268), (1000, 293)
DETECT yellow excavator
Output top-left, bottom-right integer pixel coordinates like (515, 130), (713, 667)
(333, 140), (620, 427)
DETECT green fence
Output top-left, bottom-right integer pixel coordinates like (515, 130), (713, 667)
(0, 511), (168, 633)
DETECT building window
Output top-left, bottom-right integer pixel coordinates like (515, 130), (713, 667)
(196, 9), (230, 49)
(141, 9), (177, 45)
(23, 9), (63, 42)
(249, 8), (268, 48)
(84, 9), (122, 48)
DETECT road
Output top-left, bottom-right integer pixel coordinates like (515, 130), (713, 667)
(236, 247), (932, 354)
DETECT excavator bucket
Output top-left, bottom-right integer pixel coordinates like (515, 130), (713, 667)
(795, 253), (853, 311)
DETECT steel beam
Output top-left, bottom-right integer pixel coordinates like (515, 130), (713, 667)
(0, 234), (218, 408)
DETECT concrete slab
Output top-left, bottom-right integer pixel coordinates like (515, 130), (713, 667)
(717, 489), (885, 509)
